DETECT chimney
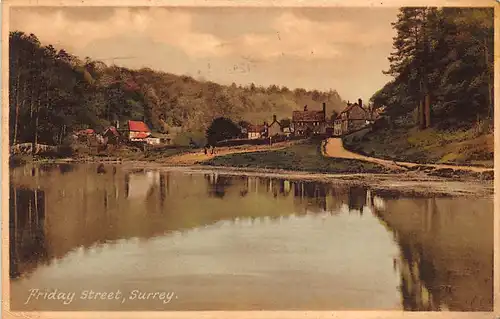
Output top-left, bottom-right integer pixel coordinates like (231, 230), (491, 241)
(304, 105), (308, 111)
(358, 98), (363, 108)
(322, 102), (326, 114)
(273, 114), (277, 123)
(116, 120), (119, 129)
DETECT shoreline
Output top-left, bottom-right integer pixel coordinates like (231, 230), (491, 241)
(40, 159), (493, 198)
(13, 156), (494, 198)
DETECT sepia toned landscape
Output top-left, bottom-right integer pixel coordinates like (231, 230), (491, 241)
(6, 4), (495, 313)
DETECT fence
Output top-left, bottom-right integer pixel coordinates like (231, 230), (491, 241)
(215, 135), (305, 147)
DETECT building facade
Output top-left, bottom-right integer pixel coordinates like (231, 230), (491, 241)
(247, 124), (267, 139)
(291, 103), (327, 136)
(268, 115), (283, 137)
(128, 120), (151, 141)
(334, 99), (370, 136)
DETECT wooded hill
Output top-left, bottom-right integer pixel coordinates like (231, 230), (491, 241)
(9, 31), (346, 146)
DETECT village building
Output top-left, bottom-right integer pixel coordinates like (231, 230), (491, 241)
(333, 99), (370, 136)
(267, 115), (283, 137)
(73, 128), (96, 142)
(291, 103), (327, 136)
(282, 127), (292, 137)
(128, 120), (151, 142)
(145, 137), (161, 145)
(102, 126), (120, 145)
(247, 123), (267, 139)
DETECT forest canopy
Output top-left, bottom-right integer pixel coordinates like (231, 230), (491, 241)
(370, 7), (494, 129)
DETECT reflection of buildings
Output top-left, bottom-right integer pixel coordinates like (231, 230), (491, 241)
(125, 170), (160, 200)
(203, 173), (370, 217)
(10, 165), (382, 283)
(348, 186), (368, 214)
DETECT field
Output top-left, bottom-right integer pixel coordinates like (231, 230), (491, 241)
(202, 139), (392, 174)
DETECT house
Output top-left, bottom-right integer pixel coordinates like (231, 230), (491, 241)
(291, 103), (327, 136)
(145, 137), (161, 145)
(334, 98), (370, 136)
(268, 115), (283, 137)
(102, 126), (120, 145)
(75, 128), (95, 136)
(149, 132), (173, 145)
(247, 123), (267, 139)
(282, 127), (292, 137)
(72, 128), (97, 143)
(165, 126), (183, 144)
(333, 117), (343, 136)
(128, 120), (151, 142)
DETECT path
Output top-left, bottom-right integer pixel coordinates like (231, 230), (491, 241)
(162, 140), (300, 165)
(323, 138), (491, 173)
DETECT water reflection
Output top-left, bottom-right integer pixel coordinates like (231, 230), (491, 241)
(9, 164), (493, 311)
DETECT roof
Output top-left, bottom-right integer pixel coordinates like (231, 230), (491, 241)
(269, 119), (282, 127)
(128, 120), (150, 132)
(292, 110), (325, 122)
(103, 126), (119, 136)
(247, 124), (266, 133)
(75, 129), (95, 135)
(336, 103), (368, 119)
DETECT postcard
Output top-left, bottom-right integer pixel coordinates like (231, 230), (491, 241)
(2, 0), (498, 318)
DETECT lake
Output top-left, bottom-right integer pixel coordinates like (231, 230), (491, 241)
(9, 163), (493, 311)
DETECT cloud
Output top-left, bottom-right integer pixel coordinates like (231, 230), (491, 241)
(10, 8), (228, 58)
(10, 7), (393, 62)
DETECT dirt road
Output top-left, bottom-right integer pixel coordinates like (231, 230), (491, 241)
(323, 138), (492, 173)
(161, 140), (300, 165)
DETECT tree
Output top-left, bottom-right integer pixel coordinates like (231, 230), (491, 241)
(279, 118), (291, 128)
(330, 111), (339, 122)
(9, 30), (350, 150)
(376, 7), (493, 129)
(384, 7), (435, 129)
(206, 117), (241, 146)
(237, 120), (250, 129)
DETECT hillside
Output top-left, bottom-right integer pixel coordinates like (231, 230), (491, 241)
(9, 31), (346, 147)
(344, 126), (494, 168)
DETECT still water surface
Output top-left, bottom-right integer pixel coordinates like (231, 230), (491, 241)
(9, 164), (493, 311)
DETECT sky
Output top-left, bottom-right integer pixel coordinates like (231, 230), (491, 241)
(10, 6), (401, 102)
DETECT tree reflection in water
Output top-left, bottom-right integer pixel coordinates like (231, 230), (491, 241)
(9, 163), (493, 311)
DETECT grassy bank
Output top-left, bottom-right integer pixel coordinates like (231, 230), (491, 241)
(9, 143), (196, 167)
(202, 139), (393, 174)
(344, 126), (494, 168)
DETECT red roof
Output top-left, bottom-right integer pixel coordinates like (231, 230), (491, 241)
(292, 110), (325, 122)
(247, 124), (266, 133)
(76, 129), (95, 135)
(128, 120), (150, 132)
